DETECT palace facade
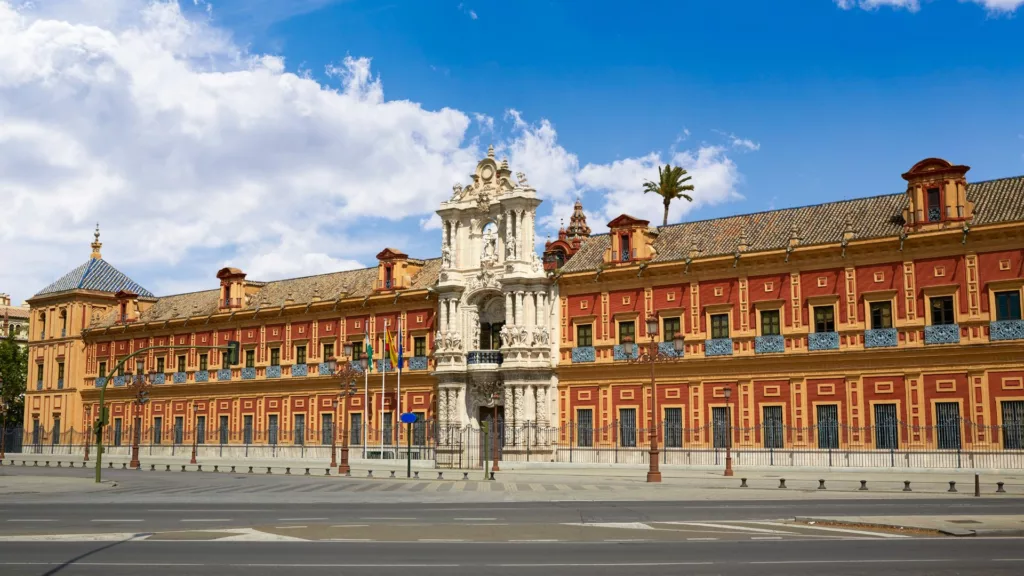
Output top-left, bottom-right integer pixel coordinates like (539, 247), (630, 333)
(20, 154), (1024, 460)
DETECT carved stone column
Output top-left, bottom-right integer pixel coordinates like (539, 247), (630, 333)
(515, 291), (525, 326)
(505, 293), (514, 326)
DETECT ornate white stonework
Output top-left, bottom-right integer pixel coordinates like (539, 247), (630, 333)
(433, 151), (558, 440)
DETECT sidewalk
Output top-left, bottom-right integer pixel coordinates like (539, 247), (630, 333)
(792, 514), (1024, 537)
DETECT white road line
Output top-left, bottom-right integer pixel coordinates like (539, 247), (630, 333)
(750, 559), (952, 565)
(147, 509), (262, 512)
(5, 519), (54, 522)
(90, 519), (144, 523)
(330, 524), (369, 528)
(751, 536), (783, 540)
(325, 539), (374, 542)
(659, 522), (795, 534)
(686, 538), (719, 541)
(362, 517), (416, 520)
(494, 563), (714, 567)
(604, 539), (651, 542)
(419, 539), (467, 542)
(235, 564), (461, 568)
(455, 517), (497, 521)
(509, 539), (560, 542)
(274, 526), (307, 529)
(180, 519), (232, 522)
(278, 518), (328, 521)
(744, 521), (909, 539)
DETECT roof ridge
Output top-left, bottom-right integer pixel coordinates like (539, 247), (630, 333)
(658, 192), (905, 230)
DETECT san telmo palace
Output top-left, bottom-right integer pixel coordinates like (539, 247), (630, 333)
(15, 152), (1024, 469)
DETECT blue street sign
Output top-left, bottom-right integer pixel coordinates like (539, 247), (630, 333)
(399, 412), (418, 424)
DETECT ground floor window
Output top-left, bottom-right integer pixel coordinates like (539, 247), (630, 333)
(874, 404), (898, 450)
(576, 409), (593, 447)
(664, 408), (682, 448)
(1002, 401), (1024, 450)
(762, 406), (784, 449)
(816, 404), (839, 449)
(935, 402), (961, 450)
(619, 408), (636, 448)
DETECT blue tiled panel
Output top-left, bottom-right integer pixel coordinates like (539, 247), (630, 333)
(95, 377), (107, 388)
(704, 338), (734, 357)
(408, 356), (429, 370)
(657, 341), (683, 358)
(755, 335), (785, 354)
(241, 367), (256, 380)
(571, 346), (596, 363)
(317, 363), (333, 376)
(113, 375), (126, 387)
(808, 332), (840, 351)
(864, 328), (898, 348)
(924, 324), (960, 345)
(172, 372), (187, 384)
(195, 370), (209, 383)
(292, 364), (308, 377)
(150, 373), (166, 385)
(990, 320), (1024, 342)
(216, 369), (231, 381)
(613, 344), (639, 361)
(267, 366), (282, 378)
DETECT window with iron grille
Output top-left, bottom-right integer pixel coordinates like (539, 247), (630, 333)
(930, 296), (955, 325)
(995, 291), (1022, 321)
(619, 408), (636, 447)
(222, 351), (230, 370)
(762, 405), (784, 449)
(199, 354), (208, 371)
(760, 310), (781, 336)
(874, 403), (898, 450)
(413, 412), (426, 445)
(383, 413), (393, 446)
(927, 188), (941, 222)
(31, 418), (40, 445)
(322, 413), (333, 445)
(816, 404), (839, 449)
(576, 324), (593, 347)
(663, 318), (681, 342)
(219, 415), (229, 445)
(296, 346), (306, 365)
(271, 348), (281, 367)
(618, 321), (635, 344)
(243, 415), (253, 445)
(36, 364), (43, 387)
(710, 314), (730, 339)
(351, 341), (364, 360)
(245, 350), (255, 368)
(350, 413), (363, 446)
(814, 305), (835, 333)
(153, 417), (162, 445)
(177, 356), (186, 373)
(576, 409), (593, 447)
(1003, 401), (1024, 450)
(57, 362), (65, 388)
(935, 402), (961, 450)
(52, 417), (61, 445)
(113, 418), (122, 447)
(197, 416), (206, 445)
(712, 407), (730, 449)
(414, 337), (427, 357)
(173, 417), (183, 444)
(664, 407), (682, 448)
(870, 301), (893, 329)
(268, 415), (279, 445)
(294, 414), (305, 446)
(323, 342), (334, 360)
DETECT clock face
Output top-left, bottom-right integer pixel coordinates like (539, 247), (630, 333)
(481, 166), (494, 180)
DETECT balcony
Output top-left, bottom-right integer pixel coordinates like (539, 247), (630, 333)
(113, 375), (126, 387)
(172, 372), (187, 384)
(216, 369), (231, 381)
(241, 367), (256, 380)
(221, 298), (242, 309)
(619, 249), (636, 263)
(864, 328), (898, 349)
(195, 370), (209, 383)
(755, 335), (785, 354)
(657, 341), (683, 358)
(292, 364), (309, 377)
(705, 338), (734, 357)
(36, 379), (42, 391)
(57, 378), (64, 390)
(990, 319), (1024, 342)
(925, 324), (960, 345)
(267, 365), (282, 378)
(408, 356), (429, 371)
(808, 332), (840, 351)
(95, 377), (107, 388)
(571, 346), (596, 363)
(151, 373), (166, 385)
(377, 278), (394, 290)
(317, 362), (333, 376)
(467, 350), (503, 365)
(613, 344), (639, 361)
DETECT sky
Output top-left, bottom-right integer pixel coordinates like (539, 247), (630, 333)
(1, 0), (1022, 304)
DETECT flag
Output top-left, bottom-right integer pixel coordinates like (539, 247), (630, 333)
(385, 328), (398, 368)
(364, 322), (374, 372)
(396, 320), (404, 372)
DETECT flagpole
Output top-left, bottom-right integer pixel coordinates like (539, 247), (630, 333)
(363, 362), (368, 459)
(381, 338), (386, 459)
(397, 319), (402, 423)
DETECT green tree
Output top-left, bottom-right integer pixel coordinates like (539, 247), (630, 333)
(643, 164), (695, 227)
(0, 334), (28, 428)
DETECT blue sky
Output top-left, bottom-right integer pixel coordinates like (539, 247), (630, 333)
(2, 0), (1022, 302)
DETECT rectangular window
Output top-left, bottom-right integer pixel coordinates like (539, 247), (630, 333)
(414, 336), (427, 357)
(620, 234), (631, 261)
(222, 351), (230, 370)
(156, 358), (164, 373)
(219, 415), (229, 445)
(270, 348), (281, 367)
(710, 314), (730, 339)
(268, 415), (279, 445)
(177, 355), (186, 373)
(1002, 400), (1024, 450)
(350, 413), (363, 446)
(930, 296), (955, 325)
(136, 360), (144, 375)
(153, 417), (162, 445)
(323, 342), (334, 360)
(294, 414), (305, 446)
(874, 403), (899, 450)
(995, 291), (1022, 321)
(113, 418), (122, 447)
(576, 324), (593, 347)
(618, 408), (636, 448)
(927, 187), (941, 222)
(382, 413), (393, 446)
(870, 301), (893, 329)
(99, 361), (107, 378)
(245, 349), (255, 368)
(663, 317), (681, 342)
(243, 415), (253, 445)
(196, 416), (206, 445)
(816, 404), (839, 449)
(351, 341), (364, 360)
(413, 412), (426, 446)
(760, 310), (781, 336)
(762, 406), (784, 449)
(712, 406), (730, 449)
(664, 407), (682, 448)
(199, 354), (208, 371)
(57, 362), (65, 386)
(814, 305), (836, 333)
(52, 417), (61, 445)
(322, 413), (333, 445)
(36, 364), (43, 385)
(31, 418), (40, 445)
(576, 409), (593, 448)
(618, 321), (635, 344)
(296, 345), (306, 365)
(936, 402), (961, 450)
(173, 417), (183, 444)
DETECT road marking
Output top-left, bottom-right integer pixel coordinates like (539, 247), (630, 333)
(362, 517), (416, 520)
(181, 519), (232, 522)
(147, 509), (262, 512)
(325, 539), (374, 542)
(418, 539), (467, 542)
(494, 563), (714, 567)
(659, 522), (796, 534)
(509, 539), (560, 542)
(744, 521), (909, 539)
(751, 536), (783, 540)
(750, 559), (953, 565)
(91, 519), (144, 523)
(330, 524), (369, 528)
(455, 517), (497, 521)
(604, 539), (650, 542)
(567, 522), (653, 530)
(686, 538), (719, 541)
(274, 526), (307, 529)
(278, 518), (327, 521)
(5, 519), (55, 522)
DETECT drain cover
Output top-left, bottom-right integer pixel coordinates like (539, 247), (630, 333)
(948, 520), (982, 524)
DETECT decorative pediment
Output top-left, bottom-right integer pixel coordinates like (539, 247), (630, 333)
(114, 290), (138, 300)
(901, 158), (970, 181)
(216, 267), (246, 280)
(607, 214), (650, 230)
(376, 248), (409, 261)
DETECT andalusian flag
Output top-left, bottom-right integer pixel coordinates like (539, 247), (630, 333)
(364, 322), (374, 372)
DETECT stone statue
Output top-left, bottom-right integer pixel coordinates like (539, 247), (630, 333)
(499, 324), (514, 348)
(506, 241), (516, 260)
(434, 330), (445, 351)
(451, 183), (463, 200)
(532, 326), (550, 346)
(516, 171), (529, 186)
(441, 244), (453, 269)
(517, 325), (529, 346)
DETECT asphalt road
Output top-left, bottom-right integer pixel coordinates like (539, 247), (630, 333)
(0, 539), (1022, 575)
(2, 498), (1023, 535)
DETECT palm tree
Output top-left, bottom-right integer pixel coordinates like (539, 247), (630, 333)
(643, 164), (695, 227)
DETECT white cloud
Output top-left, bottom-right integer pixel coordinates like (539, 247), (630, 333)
(457, 3), (478, 19)
(502, 109), (581, 203)
(713, 129), (761, 151)
(835, 0), (1023, 12)
(473, 113), (495, 133)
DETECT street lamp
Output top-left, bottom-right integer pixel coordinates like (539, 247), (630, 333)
(126, 372), (152, 470)
(723, 385), (734, 477)
(621, 315), (685, 483)
(190, 400), (199, 465)
(491, 391), (502, 473)
(0, 392), (8, 462)
(329, 343), (363, 476)
(83, 405), (91, 462)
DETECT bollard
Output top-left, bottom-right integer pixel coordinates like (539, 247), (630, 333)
(181, 465), (186, 472)
(305, 468), (310, 476)
(267, 467), (272, 474)
(368, 470), (373, 478)
(740, 478), (748, 488)
(948, 481), (957, 493)
(122, 463), (127, 470)
(21, 460), (26, 466)
(389, 470), (396, 478)
(166, 464), (171, 471)
(45, 461), (50, 467)
(325, 469), (330, 476)
(248, 466), (253, 474)
(438, 472), (444, 480)
(818, 479), (826, 490)
(859, 480), (868, 491)
(231, 466), (236, 473)
(214, 465), (219, 473)
(489, 471), (495, 481)
(197, 465), (203, 472)
(150, 464), (155, 471)
(463, 472), (469, 481)
(285, 467), (291, 475)
(56, 461), (62, 468)
(903, 480), (912, 492)
(974, 473), (980, 498)
(414, 471), (419, 479)
(997, 482), (1006, 493)
(779, 479), (787, 489)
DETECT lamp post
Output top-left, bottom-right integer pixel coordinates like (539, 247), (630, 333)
(622, 315), (685, 483)
(723, 385), (734, 477)
(190, 400), (199, 465)
(491, 391), (501, 473)
(126, 373), (152, 470)
(83, 406), (91, 462)
(0, 395), (8, 461)
(328, 343), (364, 476)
